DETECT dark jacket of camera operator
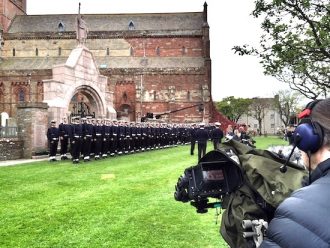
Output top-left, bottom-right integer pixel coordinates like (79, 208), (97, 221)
(261, 99), (330, 248)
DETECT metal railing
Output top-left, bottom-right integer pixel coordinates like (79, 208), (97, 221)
(0, 127), (18, 138)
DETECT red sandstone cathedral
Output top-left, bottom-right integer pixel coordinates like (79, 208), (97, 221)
(0, 0), (226, 124)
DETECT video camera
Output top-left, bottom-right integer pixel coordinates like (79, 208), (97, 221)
(174, 149), (243, 213)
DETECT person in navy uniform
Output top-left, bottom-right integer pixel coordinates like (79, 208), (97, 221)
(196, 122), (209, 162)
(102, 119), (110, 158)
(124, 121), (131, 154)
(47, 120), (59, 162)
(82, 117), (93, 162)
(210, 122), (224, 150)
(110, 120), (118, 156)
(94, 119), (103, 159)
(58, 117), (70, 160)
(117, 121), (126, 154)
(130, 122), (137, 153)
(190, 123), (197, 155)
(71, 118), (83, 164)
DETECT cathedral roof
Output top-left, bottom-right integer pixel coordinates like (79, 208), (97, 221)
(0, 57), (204, 70)
(7, 12), (204, 34)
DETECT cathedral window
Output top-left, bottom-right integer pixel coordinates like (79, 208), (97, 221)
(156, 47), (160, 56)
(35, 48), (39, 56)
(13, 48), (16, 57)
(18, 88), (25, 102)
(58, 22), (65, 32)
(58, 47), (62, 56)
(128, 21), (135, 30)
(182, 46), (186, 55)
(106, 48), (110, 56)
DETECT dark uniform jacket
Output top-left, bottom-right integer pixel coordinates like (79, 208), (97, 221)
(196, 127), (209, 144)
(210, 128), (224, 140)
(47, 127), (59, 140)
(58, 123), (71, 138)
(261, 158), (330, 248)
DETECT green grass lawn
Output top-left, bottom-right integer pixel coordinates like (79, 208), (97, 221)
(0, 136), (286, 248)
(253, 135), (288, 149)
(0, 145), (227, 248)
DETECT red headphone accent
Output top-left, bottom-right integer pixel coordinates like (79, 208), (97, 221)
(298, 109), (311, 119)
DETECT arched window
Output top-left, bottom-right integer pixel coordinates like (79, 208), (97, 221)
(106, 48), (110, 56)
(182, 46), (186, 55)
(130, 47), (134, 56)
(187, 91), (191, 101)
(58, 22), (65, 32)
(18, 88), (25, 102)
(13, 48), (16, 57)
(35, 48), (39, 56)
(128, 20), (135, 30)
(153, 91), (157, 100)
(58, 47), (62, 56)
(156, 47), (160, 56)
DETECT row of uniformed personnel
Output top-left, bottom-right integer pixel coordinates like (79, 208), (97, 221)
(47, 117), (199, 163)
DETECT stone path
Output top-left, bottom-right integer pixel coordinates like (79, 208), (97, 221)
(0, 157), (48, 167)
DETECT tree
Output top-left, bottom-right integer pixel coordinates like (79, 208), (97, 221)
(274, 90), (301, 127)
(233, 0), (330, 99)
(215, 96), (252, 123)
(249, 98), (271, 135)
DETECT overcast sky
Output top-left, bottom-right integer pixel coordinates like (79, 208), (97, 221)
(27, 0), (289, 101)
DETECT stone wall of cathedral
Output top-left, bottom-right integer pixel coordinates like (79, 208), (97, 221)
(0, 70), (51, 117)
(1, 34), (209, 122)
(2, 37), (203, 58)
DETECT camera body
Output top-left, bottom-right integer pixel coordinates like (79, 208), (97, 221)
(174, 149), (243, 213)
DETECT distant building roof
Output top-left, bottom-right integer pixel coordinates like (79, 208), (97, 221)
(7, 12), (204, 34)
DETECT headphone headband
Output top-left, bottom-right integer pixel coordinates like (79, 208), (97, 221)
(294, 99), (324, 153)
(298, 99), (322, 119)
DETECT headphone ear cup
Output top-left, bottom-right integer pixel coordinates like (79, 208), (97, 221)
(293, 123), (322, 153)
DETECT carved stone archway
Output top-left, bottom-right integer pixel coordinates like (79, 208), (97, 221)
(69, 85), (106, 119)
(43, 45), (116, 122)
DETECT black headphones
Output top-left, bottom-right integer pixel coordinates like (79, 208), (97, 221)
(293, 100), (324, 154)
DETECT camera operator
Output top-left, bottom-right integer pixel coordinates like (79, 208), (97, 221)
(261, 98), (330, 248)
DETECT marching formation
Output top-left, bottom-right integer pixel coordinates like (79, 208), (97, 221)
(47, 117), (223, 164)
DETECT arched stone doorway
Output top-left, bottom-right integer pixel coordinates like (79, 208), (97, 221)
(117, 104), (134, 121)
(69, 85), (105, 119)
(43, 45), (116, 123)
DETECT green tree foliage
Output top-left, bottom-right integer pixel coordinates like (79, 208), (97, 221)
(233, 0), (330, 99)
(216, 96), (252, 122)
(274, 90), (301, 126)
